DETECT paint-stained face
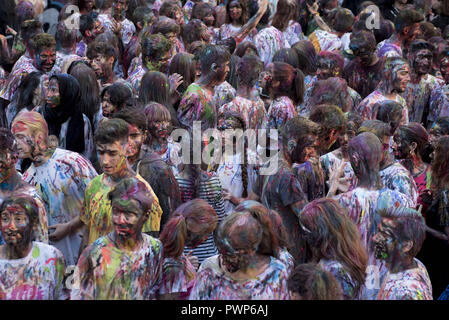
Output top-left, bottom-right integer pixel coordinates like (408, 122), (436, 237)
(316, 58), (339, 80)
(412, 48), (433, 75)
(45, 78), (60, 108)
(112, 0), (128, 20)
(391, 131), (411, 160)
(146, 51), (171, 73)
(92, 20), (105, 37)
(405, 23), (422, 42)
(0, 204), (32, 247)
(166, 32), (178, 47)
(0, 149), (16, 183)
(203, 13), (215, 27)
(352, 44), (375, 66)
(126, 124), (145, 158)
(301, 134), (319, 163)
(338, 127), (356, 154)
(229, 1), (242, 21)
(11, 125), (46, 162)
(215, 61), (230, 83)
(391, 64), (411, 93)
(372, 218), (398, 262)
(34, 47), (56, 73)
(102, 92), (116, 118)
(111, 198), (146, 239)
(82, 0), (94, 11)
(440, 57), (449, 83)
(429, 123), (445, 147)
(173, 9), (184, 26)
(149, 119), (170, 140)
(97, 140), (128, 176)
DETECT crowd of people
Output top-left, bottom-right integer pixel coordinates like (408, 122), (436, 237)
(0, 0), (448, 300)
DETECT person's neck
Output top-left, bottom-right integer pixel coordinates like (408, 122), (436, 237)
(197, 74), (217, 91)
(225, 254), (270, 281)
(380, 153), (395, 170)
(2, 242), (33, 260)
(389, 254), (417, 274)
(127, 151), (141, 167)
(357, 170), (382, 190)
(411, 155), (426, 175)
(109, 232), (143, 252)
(104, 162), (135, 185)
(60, 47), (75, 55)
(149, 136), (168, 155)
(236, 85), (253, 99)
(32, 147), (55, 167)
(0, 171), (25, 191)
(280, 149), (293, 168)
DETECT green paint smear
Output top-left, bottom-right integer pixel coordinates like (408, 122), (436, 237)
(32, 245), (40, 258)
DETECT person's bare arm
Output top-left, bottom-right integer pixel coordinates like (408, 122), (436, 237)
(307, 1), (331, 32)
(49, 216), (85, 242)
(234, 0), (268, 43)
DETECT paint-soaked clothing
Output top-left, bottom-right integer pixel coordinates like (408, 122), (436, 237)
(219, 96), (267, 130)
(308, 29), (342, 54)
(319, 259), (360, 300)
(334, 187), (414, 300)
(218, 23), (256, 43)
(377, 38), (402, 59)
(284, 21), (304, 47)
(189, 255), (291, 300)
(402, 74), (445, 124)
(158, 254), (196, 300)
(71, 233), (163, 300)
(215, 153), (244, 215)
(24, 148), (97, 266)
(380, 162), (419, 207)
(75, 40), (87, 57)
(320, 151), (356, 195)
(178, 83), (217, 131)
(54, 52), (82, 74)
(253, 26), (288, 67)
(292, 159), (326, 202)
(97, 14), (136, 46)
(214, 81), (236, 109)
(0, 242), (68, 300)
(429, 84), (449, 127)
(357, 90), (409, 124)
(253, 160), (306, 262)
(377, 258), (433, 300)
(81, 173), (162, 245)
(343, 58), (384, 99)
(267, 96), (297, 130)
(126, 63), (146, 94)
(278, 248), (295, 275)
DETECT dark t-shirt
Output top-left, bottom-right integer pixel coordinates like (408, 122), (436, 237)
(343, 57), (384, 100)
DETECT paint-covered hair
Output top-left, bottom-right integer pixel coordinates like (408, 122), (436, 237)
(394, 9), (424, 35)
(86, 39), (116, 61)
(349, 30), (377, 53)
(0, 128), (18, 155)
(309, 104), (346, 140)
(327, 8), (355, 33)
(140, 33), (171, 62)
(434, 117), (449, 135)
(145, 102), (171, 124)
(30, 33), (56, 53)
(15, 1), (35, 26)
(373, 19), (395, 44)
(159, 0), (182, 20)
(0, 194), (39, 228)
(310, 77), (352, 112)
(131, 5), (154, 27)
(299, 198), (368, 294)
(358, 120), (391, 140)
(431, 136), (449, 190)
(288, 263), (343, 300)
(318, 51), (344, 76)
(383, 56), (409, 83)
(191, 2), (214, 25)
(349, 131), (383, 172)
(138, 71), (170, 107)
(108, 177), (157, 217)
(273, 48), (300, 69)
(234, 41), (258, 58)
(183, 19), (208, 46)
(79, 13), (95, 36)
(101, 82), (134, 113)
(198, 44), (231, 75)
(272, 0), (297, 32)
(94, 118), (130, 145)
(374, 100), (403, 136)
(292, 40), (317, 75)
(169, 53), (196, 96)
(236, 54), (263, 88)
(408, 39), (434, 55)
(55, 21), (77, 49)
(160, 199), (218, 258)
(151, 16), (180, 37)
(271, 61), (305, 105)
(12, 111), (48, 139)
(113, 107), (147, 133)
(378, 207), (426, 257)
(20, 19), (42, 44)
(397, 122), (431, 161)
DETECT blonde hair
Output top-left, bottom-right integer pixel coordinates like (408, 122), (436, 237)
(12, 111), (49, 138)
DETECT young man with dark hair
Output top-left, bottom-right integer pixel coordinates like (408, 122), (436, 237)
(97, 0), (136, 47)
(402, 40), (445, 127)
(374, 208), (433, 300)
(86, 39), (117, 84)
(76, 12), (105, 57)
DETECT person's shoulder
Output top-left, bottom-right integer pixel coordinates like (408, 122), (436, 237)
(142, 233), (163, 253)
(32, 241), (65, 261)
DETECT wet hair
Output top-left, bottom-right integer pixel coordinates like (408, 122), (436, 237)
(327, 8), (355, 33)
(55, 21), (78, 49)
(310, 78), (352, 112)
(408, 39), (434, 55)
(349, 131), (383, 172)
(281, 116), (321, 163)
(86, 39), (117, 61)
(374, 19), (395, 43)
(20, 19), (43, 44)
(234, 41), (258, 58)
(159, 0), (182, 20)
(13, 71), (43, 116)
(237, 54), (263, 88)
(138, 71), (170, 107)
(183, 19), (208, 46)
(79, 13), (94, 36)
(299, 198), (368, 294)
(431, 136), (449, 190)
(375, 100), (403, 135)
(198, 44), (231, 75)
(394, 9), (424, 35)
(317, 51), (345, 75)
(349, 30), (377, 53)
(292, 40), (318, 75)
(12, 111), (49, 139)
(151, 17), (180, 37)
(271, 61), (305, 105)
(140, 33), (171, 62)
(0, 194), (39, 228)
(160, 199), (218, 258)
(131, 6), (154, 28)
(273, 48), (300, 69)
(225, 0), (248, 25)
(108, 177), (157, 217)
(272, 0), (298, 32)
(0, 128), (18, 155)
(145, 102), (171, 125)
(397, 122), (431, 161)
(101, 82), (134, 113)
(69, 62), (100, 127)
(30, 33), (56, 53)
(358, 120), (391, 141)
(378, 207), (426, 257)
(288, 263), (344, 300)
(112, 107), (147, 132)
(94, 118), (130, 145)
(169, 53), (196, 95)
(309, 104), (346, 140)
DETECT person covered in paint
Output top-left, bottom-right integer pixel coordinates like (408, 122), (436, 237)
(151, 17), (185, 61)
(402, 40), (445, 126)
(248, 116), (309, 263)
(375, 100), (404, 138)
(417, 136), (449, 298)
(358, 120), (419, 207)
(71, 177), (163, 300)
(429, 117), (449, 148)
(0, 194), (68, 300)
(189, 210), (291, 300)
(53, 22), (83, 74)
(288, 263), (344, 300)
(343, 30), (384, 100)
(429, 46), (449, 124)
(334, 132), (414, 300)
(79, 118), (162, 249)
(374, 208), (433, 300)
(357, 57), (411, 125)
(100, 82), (134, 119)
(158, 199), (218, 300)
(299, 198), (368, 300)
(76, 13), (105, 58)
(271, 0), (305, 47)
(127, 33), (172, 94)
(86, 38), (121, 89)
(376, 9), (424, 59)
(97, 0), (136, 48)
(218, 0), (253, 43)
(291, 40), (318, 92)
(178, 44), (231, 132)
(35, 73), (95, 162)
(321, 111), (362, 196)
(11, 111), (97, 267)
(0, 128), (48, 245)
(392, 123), (433, 213)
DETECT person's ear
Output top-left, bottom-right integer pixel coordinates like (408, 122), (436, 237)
(410, 141), (418, 154)
(401, 240), (413, 254)
(211, 62), (218, 72)
(287, 139), (297, 155)
(107, 56), (115, 67)
(403, 26), (410, 37)
(85, 30), (92, 38)
(136, 21), (143, 31)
